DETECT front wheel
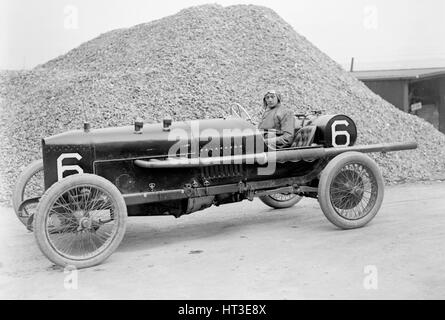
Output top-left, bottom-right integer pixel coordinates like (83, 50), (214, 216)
(33, 174), (127, 269)
(259, 193), (303, 209)
(318, 152), (384, 229)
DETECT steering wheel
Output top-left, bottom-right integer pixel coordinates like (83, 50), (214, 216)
(229, 103), (254, 123)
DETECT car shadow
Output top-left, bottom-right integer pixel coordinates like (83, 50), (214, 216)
(117, 204), (334, 253)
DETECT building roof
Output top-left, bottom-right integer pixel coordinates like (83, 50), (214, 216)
(351, 67), (445, 81)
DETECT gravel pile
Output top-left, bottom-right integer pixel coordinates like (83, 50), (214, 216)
(1, 4), (445, 205)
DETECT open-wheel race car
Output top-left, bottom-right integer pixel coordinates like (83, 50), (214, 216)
(14, 105), (417, 268)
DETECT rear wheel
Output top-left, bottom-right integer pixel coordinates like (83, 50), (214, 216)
(259, 193), (303, 209)
(33, 174), (127, 269)
(12, 159), (44, 230)
(318, 152), (384, 229)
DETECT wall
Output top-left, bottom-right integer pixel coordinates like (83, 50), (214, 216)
(363, 80), (409, 112)
(439, 77), (445, 133)
(363, 77), (445, 134)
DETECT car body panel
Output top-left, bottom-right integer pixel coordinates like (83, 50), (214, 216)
(39, 113), (415, 218)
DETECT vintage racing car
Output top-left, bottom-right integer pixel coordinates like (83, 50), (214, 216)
(13, 105), (417, 268)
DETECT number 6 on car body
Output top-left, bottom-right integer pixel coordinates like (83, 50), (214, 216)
(331, 120), (351, 147)
(57, 153), (83, 181)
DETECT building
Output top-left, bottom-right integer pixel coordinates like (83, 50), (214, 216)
(351, 67), (445, 133)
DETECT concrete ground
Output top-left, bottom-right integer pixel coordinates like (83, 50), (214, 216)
(1, 181), (445, 299)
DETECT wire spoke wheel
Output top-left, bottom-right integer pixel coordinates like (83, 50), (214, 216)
(269, 193), (297, 202)
(20, 170), (44, 217)
(318, 152), (384, 229)
(13, 159), (44, 229)
(46, 186), (118, 260)
(259, 192), (303, 209)
(34, 174), (127, 269)
(330, 164), (377, 220)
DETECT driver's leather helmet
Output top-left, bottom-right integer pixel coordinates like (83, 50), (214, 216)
(263, 90), (282, 109)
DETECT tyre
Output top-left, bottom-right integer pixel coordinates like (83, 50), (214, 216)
(318, 152), (384, 229)
(12, 159), (44, 230)
(259, 193), (303, 209)
(33, 174), (127, 269)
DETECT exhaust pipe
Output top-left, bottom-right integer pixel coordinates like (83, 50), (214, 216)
(134, 141), (417, 168)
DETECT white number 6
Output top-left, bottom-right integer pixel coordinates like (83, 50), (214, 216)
(331, 120), (350, 147)
(57, 153), (84, 181)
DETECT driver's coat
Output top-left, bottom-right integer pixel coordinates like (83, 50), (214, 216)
(258, 104), (295, 147)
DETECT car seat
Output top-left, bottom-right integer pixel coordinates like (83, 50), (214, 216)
(292, 125), (317, 147)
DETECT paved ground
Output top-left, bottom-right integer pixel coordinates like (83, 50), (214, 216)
(1, 181), (445, 299)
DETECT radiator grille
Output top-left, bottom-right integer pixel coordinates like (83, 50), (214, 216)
(202, 164), (244, 179)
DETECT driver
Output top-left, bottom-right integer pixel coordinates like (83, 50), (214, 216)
(258, 90), (295, 149)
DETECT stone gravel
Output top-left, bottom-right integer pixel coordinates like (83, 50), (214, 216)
(1, 4), (445, 205)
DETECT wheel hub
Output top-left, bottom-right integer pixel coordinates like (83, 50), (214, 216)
(331, 169), (365, 210)
(350, 185), (364, 196)
(78, 217), (93, 230)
